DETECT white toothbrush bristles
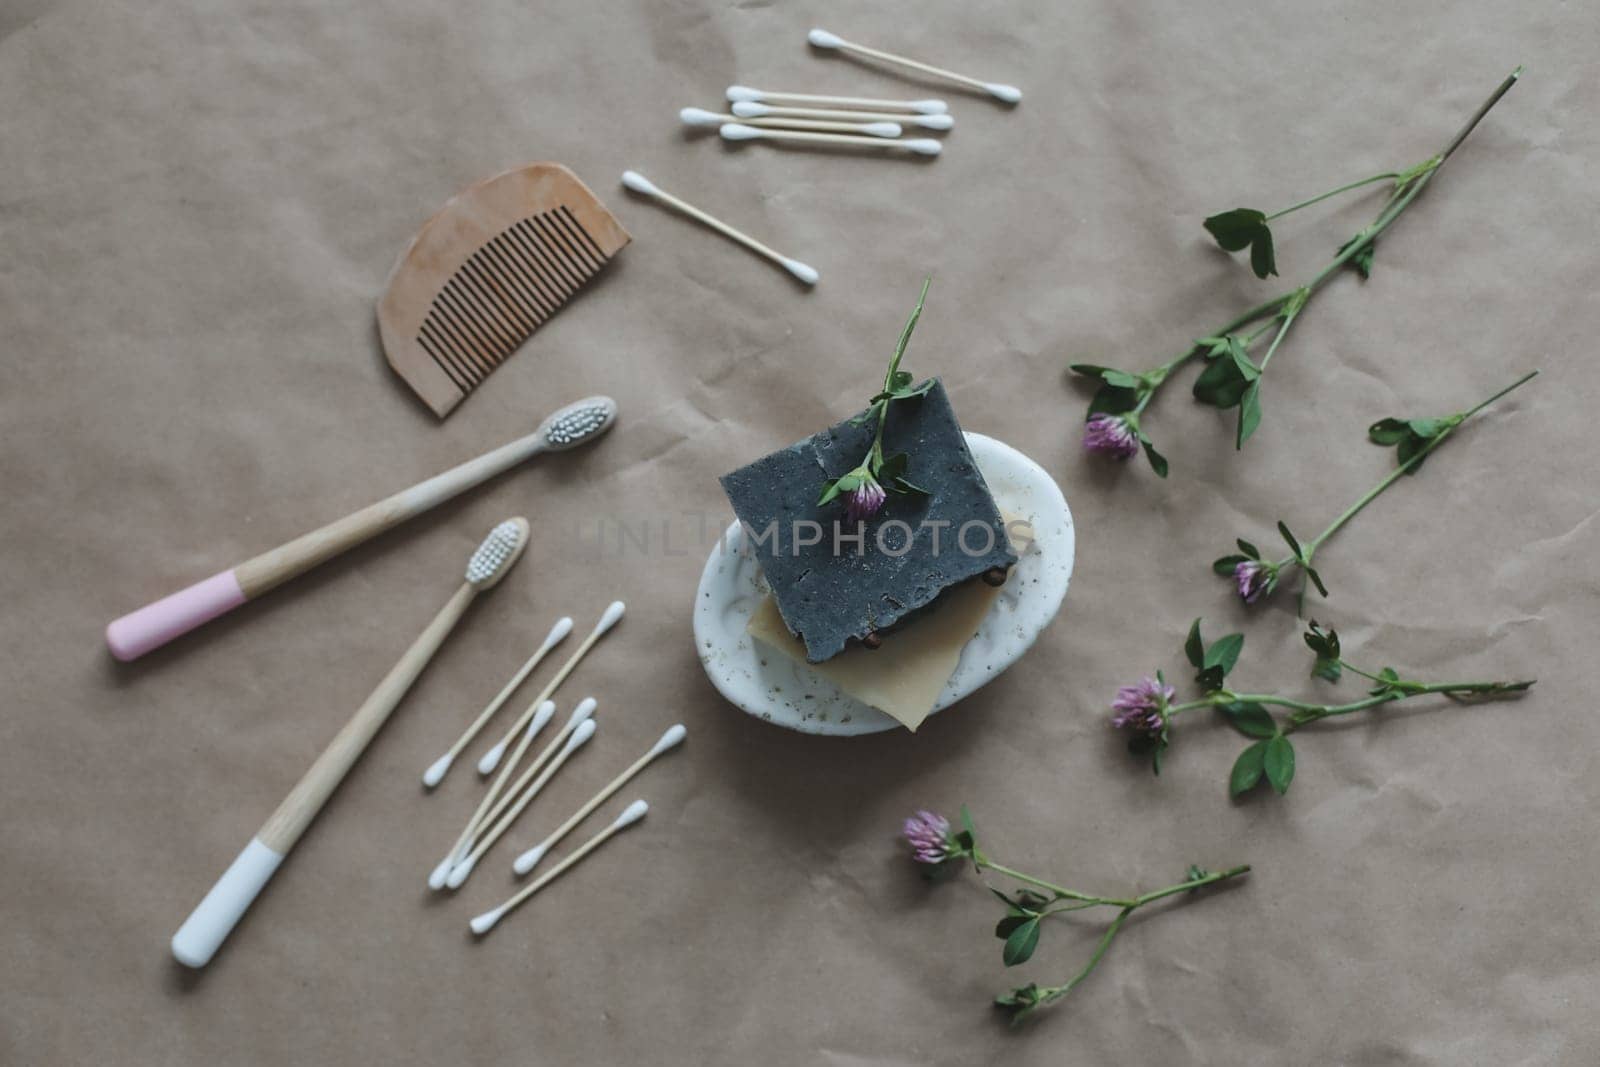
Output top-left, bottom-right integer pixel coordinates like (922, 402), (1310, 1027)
(512, 724), (686, 876)
(422, 616), (573, 788)
(470, 800), (649, 936)
(806, 28), (1022, 104)
(620, 171), (819, 286)
(726, 85), (947, 114)
(720, 124), (942, 156)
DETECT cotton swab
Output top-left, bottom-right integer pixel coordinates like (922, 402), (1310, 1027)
(477, 601), (623, 775)
(513, 724), (685, 875)
(445, 718), (597, 889)
(427, 699), (559, 890)
(727, 85), (947, 114)
(679, 107), (901, 138)
(470, 800), (649, 936)
(421, 616), (573, 788)
(620, 171), (819, 286)
(720, 124), (942, 157)
(729, 101), (953, 131)
(806, 28), (1022, 104)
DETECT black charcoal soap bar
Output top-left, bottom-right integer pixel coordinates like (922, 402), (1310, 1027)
(719, 379), (1016, 663)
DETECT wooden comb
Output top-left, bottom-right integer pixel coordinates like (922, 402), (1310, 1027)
(379, 163), (630, 417)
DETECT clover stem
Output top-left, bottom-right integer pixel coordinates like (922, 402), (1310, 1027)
(1263, 172), (1401, 221)
(1255, 307), (1300, 371)
(978, 860), (1105, 905)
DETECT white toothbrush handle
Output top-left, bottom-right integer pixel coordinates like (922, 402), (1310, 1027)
(171, 838), (284, 968)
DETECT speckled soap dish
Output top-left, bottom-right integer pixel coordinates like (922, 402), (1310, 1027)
(694, 432), (1074, 736)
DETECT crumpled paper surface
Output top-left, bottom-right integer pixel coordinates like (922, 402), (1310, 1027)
(2, 1), (1596, 1063)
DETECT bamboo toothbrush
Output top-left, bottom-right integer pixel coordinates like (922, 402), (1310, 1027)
(170, 518), (530, 968)
(106, 397), (615, 661)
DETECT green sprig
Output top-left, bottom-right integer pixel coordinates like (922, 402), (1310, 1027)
(1212, 370), (1538, 613)
(818, 278), (936, 508)
(1073, 67), (1523, 472)
(1148, 621), (1535, 798)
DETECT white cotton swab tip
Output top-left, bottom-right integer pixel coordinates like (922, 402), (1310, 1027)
(530, 699), (558, 735)
(564, 717), (598, 752)
(422, 753), (454, 790)
(614, 799), (650, 829)
(546, 616), (575, 646)
(512, 842), (547, 876)
(596, 600), (626, 636)
(445, 853), (478, 890)
(469, 907), (504, 936)
(781, 258), (820, 286)
(725, 84), (762, 102)
(476, 739), (506, 775)
(651, 723), (689, 757)
(719, 123), (762, 142)
(907, 99), (948, 114)
(807, 28), (845, 49)
(985, 82), (1023, 104)
(860, 122), (902, 138)
(679, 107), (722, 128)
(729, 101), (771, 118)
(905, 139), (943, 156)
(428, 852), (457, 891)
(916, 113), (955, 130)
(621, 170), (660, 196)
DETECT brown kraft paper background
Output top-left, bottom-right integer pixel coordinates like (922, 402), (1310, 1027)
(2, 0), (1597, 1062)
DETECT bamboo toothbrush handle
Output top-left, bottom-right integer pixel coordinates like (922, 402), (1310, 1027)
(106, 432), (545, 662)
(170, 582), (477, 968)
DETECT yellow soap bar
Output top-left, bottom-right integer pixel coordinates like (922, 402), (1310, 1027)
(745, 518), (1030, 732)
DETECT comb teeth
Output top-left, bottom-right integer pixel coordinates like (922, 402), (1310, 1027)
(416, 206), (612, 395)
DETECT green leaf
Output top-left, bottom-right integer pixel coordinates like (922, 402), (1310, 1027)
(1101, 370), (1141, 389)
(1230, 741), (1268, 796)
(1192, 354), (1251, 409)
(1311, 656), (1341, 683)
(1203, 208), (1267, 252)
(876, 452), (908, 482)
(890, 370), (913, 391)
(1087, 383), (1140, 417)
(1264, 735), (1296, 794)
(1249, 225), (1278, 279)
(1141, 439), (1169, 478)
(1305, 565), (1329, 598)
(1227, 337), (1261, 381)
(1184, 618), (1205, 668)
(1203, 633), (1245, 676)
(1069, 363), (1112, 378)
(1236, 381), (1263, 449)
(1236, 539), (1261, 560)
(960, 805), (976, 843)
(1303, 621), (1340, 658)
(1338, 235), (1376, 279)
(1368, 417), (1410, 445)
(995, 914), (1032, 939)
(1219, 701), (1277, 739)
(1276, 521), (1303, 560)
(1396, 432), (1430, 474)
(1212, 554), (1250, 576)
(1195, 665), (1225, 693)
(1407, 417), (1450, 439)
(817, 482), (843, 506)
(1002, 918), (1041, 966)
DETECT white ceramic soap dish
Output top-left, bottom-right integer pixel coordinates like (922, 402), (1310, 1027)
(694, 432), (1074, 736)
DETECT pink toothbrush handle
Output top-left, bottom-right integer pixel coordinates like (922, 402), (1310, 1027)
(105, 570), (247, 661)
